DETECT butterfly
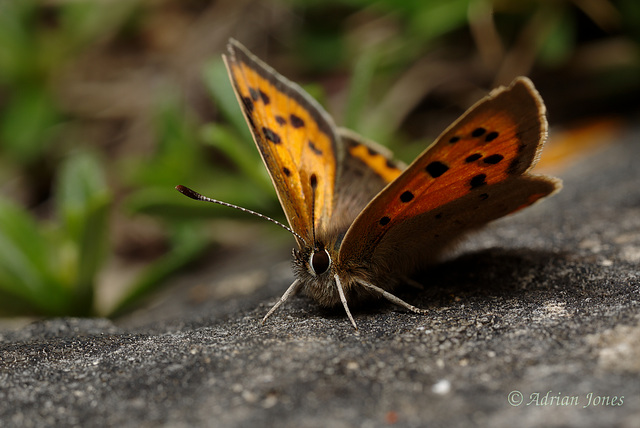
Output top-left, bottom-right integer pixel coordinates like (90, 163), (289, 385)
(177, 39), (561, 330)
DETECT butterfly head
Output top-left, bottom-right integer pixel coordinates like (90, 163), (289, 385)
(292, 240), (345, 308)
(309, 242), (331, 276)
(294, 241), (333, 280)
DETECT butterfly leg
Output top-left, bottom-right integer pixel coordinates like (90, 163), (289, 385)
(334, 274), (359, 331)
(356, 279), (429, 315)
(262, 279), (302, 324)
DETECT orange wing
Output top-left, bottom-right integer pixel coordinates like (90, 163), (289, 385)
(339, 128), (404, 185)
(339, 77), (561, 265)
(224, 39), (341, 245)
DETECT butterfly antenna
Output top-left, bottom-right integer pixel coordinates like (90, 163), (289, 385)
(176, 185), (307, 245)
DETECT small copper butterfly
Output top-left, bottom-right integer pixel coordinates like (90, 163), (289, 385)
(177, 39), (561, 329)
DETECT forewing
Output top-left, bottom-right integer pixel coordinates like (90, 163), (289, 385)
(224, 39), (341, 245)
(338, 77), (561, 266)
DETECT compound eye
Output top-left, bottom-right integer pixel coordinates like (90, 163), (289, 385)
(310, 249), (331, 275)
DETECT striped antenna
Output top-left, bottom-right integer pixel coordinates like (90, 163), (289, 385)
(175, 185), (307, 245)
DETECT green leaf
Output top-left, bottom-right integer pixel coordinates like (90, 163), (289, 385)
(56, 152), (111, 312)
(537, 6), (575, 67)
(0, 87), (59, 163)
(0, 0), (34, 83)
(408, 0), (471, 43)
(202, 58), (252, 143)
(200, 123), (271, 191)
(344, 49), (379, 132)
(0, 198), (71, 315)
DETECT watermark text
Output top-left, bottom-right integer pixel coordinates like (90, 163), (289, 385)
(508, 390), (624, 408)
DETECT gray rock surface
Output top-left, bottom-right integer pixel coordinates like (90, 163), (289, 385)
(1, 129), (639, 427)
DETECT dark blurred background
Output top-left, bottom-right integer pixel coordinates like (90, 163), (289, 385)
(0, 0), (638, 318)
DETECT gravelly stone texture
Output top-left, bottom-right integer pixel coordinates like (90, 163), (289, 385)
(1, 130), (639, 427)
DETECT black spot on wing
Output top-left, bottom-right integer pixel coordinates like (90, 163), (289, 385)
(483, 154), (504, 164)
(241, 96), (254, 114)
(308, 140), (323, 155)
(485, 131), (499, 142)
(290, 114), (305, 128)
(470, 174), (487, 189)
(263, 127), (281, 144)
(379, 216), (391, 226)
(259, 89), (270, 104)
(472, 127), (486, 137)
(425, 161), (449, 178)
(400, 191), (414, 203)
(465, 153), (482, 163)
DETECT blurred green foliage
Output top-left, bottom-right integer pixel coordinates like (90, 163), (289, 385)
(0, 152), (108, 316)
(0, 0), (638, 318)
(0, 0), (136, 164)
